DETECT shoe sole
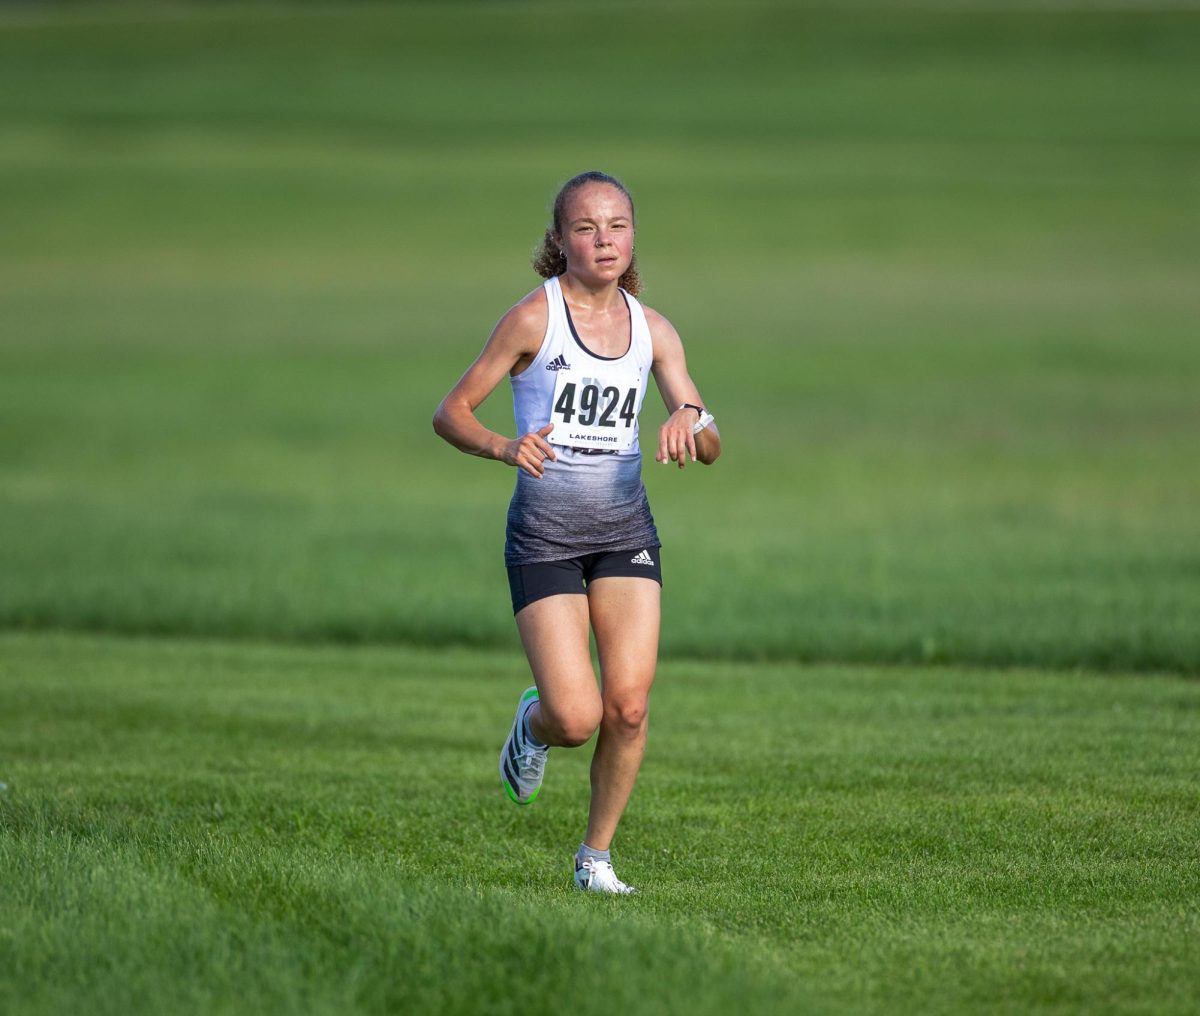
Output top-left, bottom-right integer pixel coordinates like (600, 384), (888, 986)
(500, 687), (541, 806)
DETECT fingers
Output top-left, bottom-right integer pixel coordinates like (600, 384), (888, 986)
(531, 424), (556, 471)
(658, 429), (675, 465)
(519, 447), (545, 478)
(516, 428), (556, 478)
(656, 419), (697, 469)
(522, 448), (546, 477)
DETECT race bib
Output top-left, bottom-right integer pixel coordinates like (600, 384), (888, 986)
(547, 362), (642, 451)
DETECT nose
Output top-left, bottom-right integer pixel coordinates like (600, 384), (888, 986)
(594, 229), (612, 247)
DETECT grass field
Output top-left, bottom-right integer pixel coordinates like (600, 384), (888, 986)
(4, 632), (1200, 1015)
(2, 2), (1199, 1013)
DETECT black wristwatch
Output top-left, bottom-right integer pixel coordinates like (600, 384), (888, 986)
(680, 403), (705, 419)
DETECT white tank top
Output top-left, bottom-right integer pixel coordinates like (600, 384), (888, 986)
(504, 275), (659, 565)
(511, 275), (654, 454)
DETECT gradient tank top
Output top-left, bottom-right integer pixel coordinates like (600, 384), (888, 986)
(505, 275), (659, 565)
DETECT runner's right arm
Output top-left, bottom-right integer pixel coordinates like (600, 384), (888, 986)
(433, 290), (559, 479)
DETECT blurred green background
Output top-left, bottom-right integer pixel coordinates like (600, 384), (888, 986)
(2, 1), (1198, 671)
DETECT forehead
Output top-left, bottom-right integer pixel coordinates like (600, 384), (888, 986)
(562, 182), (634, 223)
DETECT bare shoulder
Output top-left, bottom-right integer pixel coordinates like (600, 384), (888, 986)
(507, 284), (549, 329)
(490, 284), (549, 355)
(640, 303), (684, 360)
(492, 284), (549, 347)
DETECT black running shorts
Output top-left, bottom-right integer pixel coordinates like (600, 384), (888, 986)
(506, 546), (663, 615)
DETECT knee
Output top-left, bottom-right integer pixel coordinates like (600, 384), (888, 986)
(603, 697), (649, 737)
(539, 702), (602, 748)
(557, 723), (598, 748)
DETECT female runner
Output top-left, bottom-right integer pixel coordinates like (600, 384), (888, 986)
(433, 171), (720, 893)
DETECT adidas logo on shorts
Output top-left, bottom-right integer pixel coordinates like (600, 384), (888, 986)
(630, 549), (655, 566)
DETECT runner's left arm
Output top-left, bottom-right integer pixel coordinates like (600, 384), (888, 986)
(646, 308), (721, 468)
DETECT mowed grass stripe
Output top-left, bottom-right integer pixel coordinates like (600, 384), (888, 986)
(2, 824), (810, 1016)
(2, 632), (1198, 1014)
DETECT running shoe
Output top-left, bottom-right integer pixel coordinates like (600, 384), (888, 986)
(499, 686), (548, 805)
(573, 856), (638, 894)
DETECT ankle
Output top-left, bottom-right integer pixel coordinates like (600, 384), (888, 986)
(576, 841), (611, 864)
(522, 707), (547, 749)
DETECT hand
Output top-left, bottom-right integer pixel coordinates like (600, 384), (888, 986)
(502, 423), (557, 478)
(656, 408), (698, 469)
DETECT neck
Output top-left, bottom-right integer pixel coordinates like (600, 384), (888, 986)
(560, 272), (623, 310)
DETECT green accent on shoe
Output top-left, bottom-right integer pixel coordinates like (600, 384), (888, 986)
(521, 688), (539, 703)
(502, 777), (539, 806)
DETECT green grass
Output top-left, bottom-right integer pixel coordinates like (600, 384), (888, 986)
(2, 2), (1199, 1012)
(3, 631), (1199, 1015)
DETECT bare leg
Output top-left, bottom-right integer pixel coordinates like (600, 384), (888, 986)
(582, 577), (661, 851)
(515, 594), (602, 748)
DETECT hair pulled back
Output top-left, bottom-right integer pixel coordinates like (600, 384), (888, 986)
(532, 170), (642, 297)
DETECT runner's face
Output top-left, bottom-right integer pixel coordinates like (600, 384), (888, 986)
(558, 183), (635, 286)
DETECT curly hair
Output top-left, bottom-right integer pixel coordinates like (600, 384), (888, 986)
(532, 170), (642, 297)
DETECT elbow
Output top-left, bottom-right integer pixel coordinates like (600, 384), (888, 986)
(432, 402), (449, 440)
